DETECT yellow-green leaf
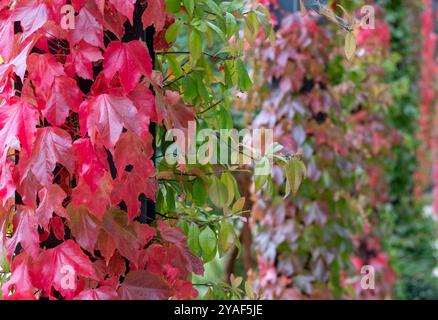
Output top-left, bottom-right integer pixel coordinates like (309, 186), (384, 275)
(232, 197), (245, 214)
(183, 0), (195, 16)
(345, 32), (356, 60)
(208, 176), (229, 208)
(218, 220), (235, 257)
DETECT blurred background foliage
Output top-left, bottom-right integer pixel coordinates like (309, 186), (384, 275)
(377, 0), (438, 300)
(204, 0), (438, 300)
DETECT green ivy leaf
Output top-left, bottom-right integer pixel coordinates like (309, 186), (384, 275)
(283, 158), (307, 198)
(199, 226), (217, 262)
(183, 0), (195, 16)
(236, 59), (253, 92)
(188, 223), (201, 256)
(232, 197), (245, 214)
(218, 220), (235, 257)
(193, 178), (207, 206)
(220, 172), (237, 207)
(244, 11), (260, 42)
(166, 0), (181, 13)
(166, 55), (183, 78)
(165, 21), (182, 44)
(182, 75), (198, 102)
(254, 157), (270, 193)
(208, 176), (229, 208)
(166, 187), (176, 212)
(189, 29), (203, 64)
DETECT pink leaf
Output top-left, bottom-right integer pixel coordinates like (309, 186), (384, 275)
(12, 0), (49, 40)
(0, 17), (14, 61)
(70, 7), (104, 48)
(2, 253), (35, 298)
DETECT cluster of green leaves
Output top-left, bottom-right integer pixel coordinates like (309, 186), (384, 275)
(155, 0), (287, 299)
(377, 0), (438, 300)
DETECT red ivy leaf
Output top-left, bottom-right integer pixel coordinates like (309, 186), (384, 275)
(67, 204), (101, 254)
(72, 172), (113, 220)
(114, 131), (154, 174)
(50, 216), (65, 241)
(142, 0), (167, 32)
(96, 229), (116, 265)
(26, 127), (74, 186)
(44, 76), (82, 126)
(79, 93), (149, 150)
(164, 91), (195, 133)
(73, 138), (107, 193)
(70, 7), (104, 48)
(30, 240), (97, 299)
(16, 171), (41, 208)
(111, 163), (157, 221)
(157, 221), (204, 276)
(2, 253), (35, 299)
(74, 286), (118, 300)
(128, 84), (158, 123)
(36, 184), (67, 230)
(0, 97), (38, 155)
(102, 209), (145, 265)
(12, 0), (49, 40)
(108, 0), (136, 24)
(117, 270), (172, 300)
(6, 206), (39, 259)
(27, 53), (65, 93)
(65, 41), (104, 80)
(103, 40), (152, 94)
(0, 158), (15, 204)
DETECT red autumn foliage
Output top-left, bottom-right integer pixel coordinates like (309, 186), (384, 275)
(0, 0), (201, 300)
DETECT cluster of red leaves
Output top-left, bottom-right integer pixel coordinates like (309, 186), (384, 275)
(245, 9), (397, 298)
(0, 0), (201, 300)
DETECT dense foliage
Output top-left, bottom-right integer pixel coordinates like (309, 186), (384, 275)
(240, 2), (396, 298)
(0, 0), (437, 300)
(378, 0), (438, 300)
(0, 0), (275, 300)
